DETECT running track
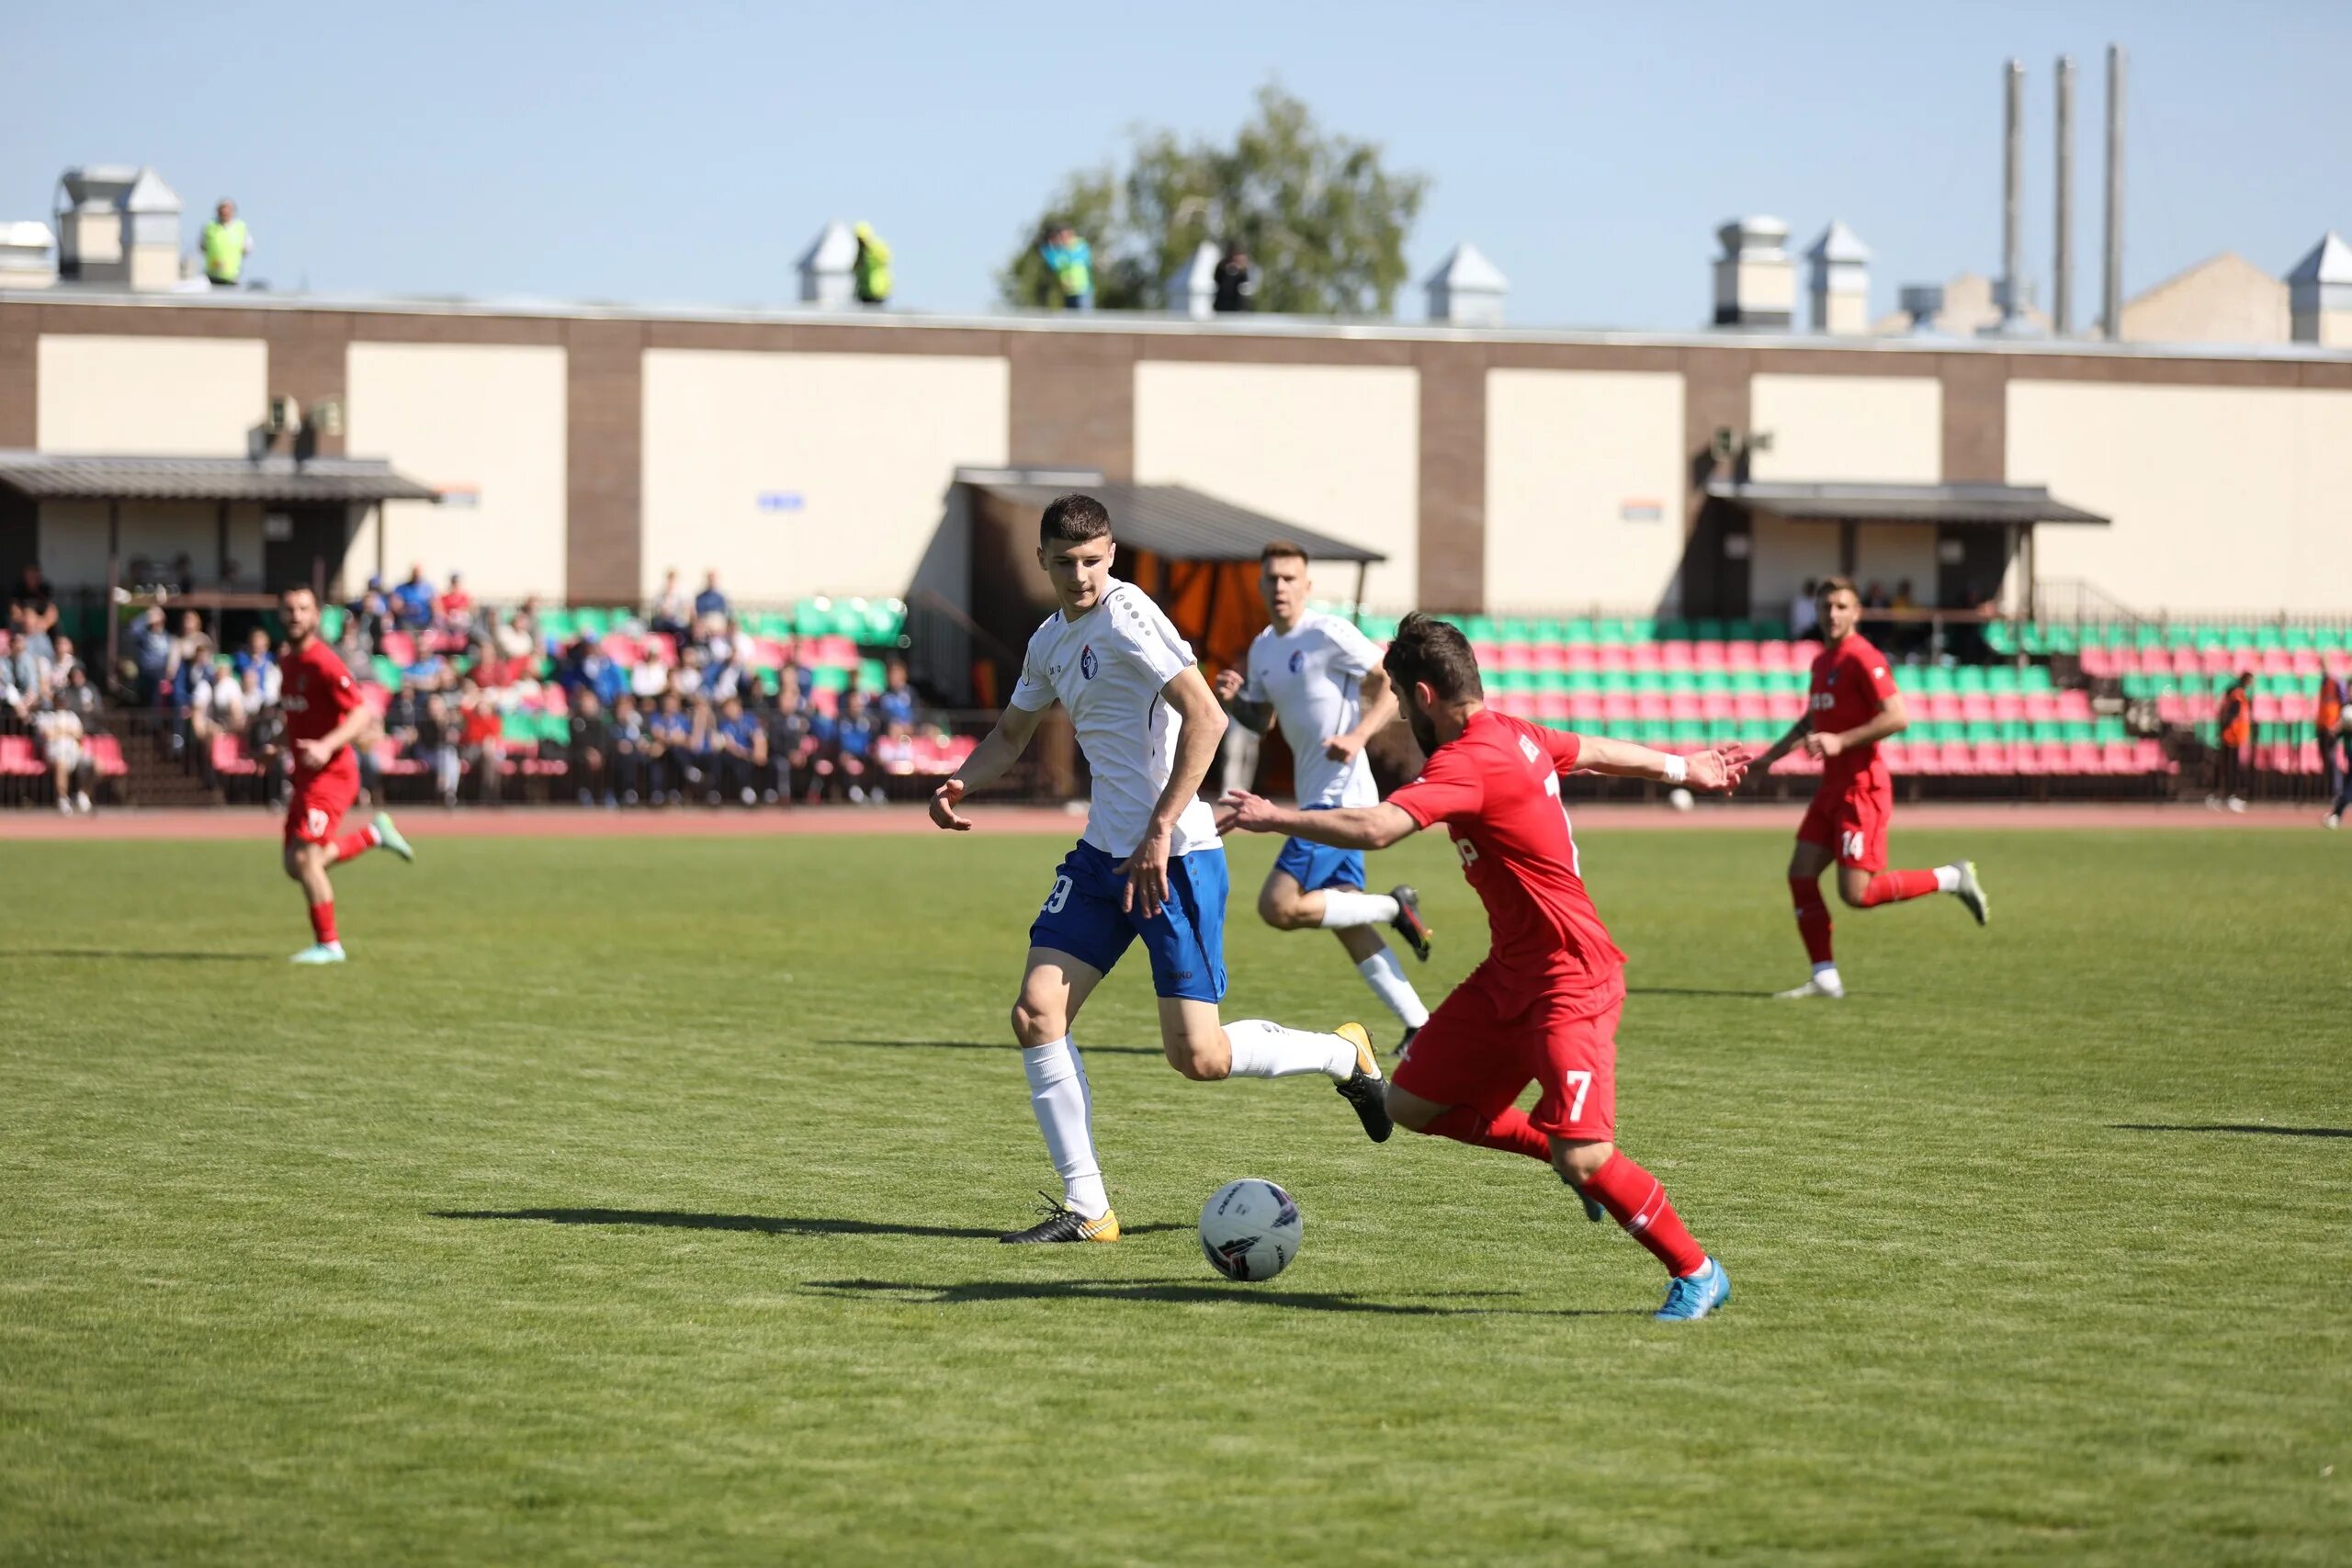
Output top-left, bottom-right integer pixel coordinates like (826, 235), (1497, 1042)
(0, 801), (2329, 841)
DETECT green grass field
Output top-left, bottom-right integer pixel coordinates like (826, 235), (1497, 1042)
(4, 824), (2346, 1565)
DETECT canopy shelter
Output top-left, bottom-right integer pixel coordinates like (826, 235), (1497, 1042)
(957, 468), (1385, 690)
(1699, 479), (2109, 621)
(0, 451), (440, 679)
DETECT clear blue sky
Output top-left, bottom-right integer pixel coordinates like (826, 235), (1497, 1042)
(5, 0), (2345, 329)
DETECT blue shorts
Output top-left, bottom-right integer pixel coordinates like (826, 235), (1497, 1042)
(1028, 840), (1229, 1002)
(1272, 806), (1366, 895)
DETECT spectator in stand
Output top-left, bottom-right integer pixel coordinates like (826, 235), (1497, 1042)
(2315, 665), (2345, 812)
(416, 692), (460, 808)
(674, 644), (707, 699)
(2209, 672), (2252, 813)
(188, 658), (245, 796)
(650, 570), (692, 642)
(1213, 245), (1257, 312)
(713, 694), (765, 806)
(648, 690), (693, 805)
(55, 662), (100, 728)
(169, 610), (215, 683)
(247, 696), (288, 807)
(201, 198), (251, 288)
(684, 695), (724, 804)
(1039, 225), (1094, 310)
(34, 698), (92, 815)
(630, 643), (670, 704)
(763, 678), (810, 804)
(347, 581), (394, 656)
(390, 566), (437, 633)
(609, 694), (650, 806)
(439, 572), (476, 637)
(10, 565), (59, 660)
(126, 605), (173, 703)
(0, 630), (26, 728)
(458, 678), (504, 805)
(703, 639), (746, 705)
(568, 688), (615, 807)
(875, 718), (917, 777)
(234, 626), (275, 682)
(876, 659), (917, 729)
(835, 690), (878, 804)
(693, 571), (729, 637)
(48, 635), (82, 691)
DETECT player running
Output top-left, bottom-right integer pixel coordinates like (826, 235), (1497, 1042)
(277, 584), (413, 964)
(1212, 541), (1434, 1051)
(1747, 577), (1988, 999)
(1219, 614), (1742, 1320)
(928, 494), (1391, 1246)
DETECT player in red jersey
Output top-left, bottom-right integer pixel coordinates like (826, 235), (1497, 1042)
(1747, 577), (1987, 999)
(277, 584), (413, 964)
(1220, 614), (1745, 1320)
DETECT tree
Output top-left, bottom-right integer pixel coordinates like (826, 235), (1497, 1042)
(997, 84), (1429, 316)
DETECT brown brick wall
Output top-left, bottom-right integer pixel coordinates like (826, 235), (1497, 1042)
(565, 318), (644, 604)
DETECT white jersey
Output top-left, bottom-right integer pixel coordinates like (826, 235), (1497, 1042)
(1012, 582), (1219, 859)
(1241, 611), (1383, 808)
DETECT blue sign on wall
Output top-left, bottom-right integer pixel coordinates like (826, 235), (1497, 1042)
(756, 491), (806, 513)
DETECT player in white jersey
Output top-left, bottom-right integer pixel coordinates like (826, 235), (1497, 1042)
(1214, 542), (1435, 1051)
(929, 494), (1393, 1244)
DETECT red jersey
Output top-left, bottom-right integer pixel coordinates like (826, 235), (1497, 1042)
(1808, 633), (1898, 787)
(1388, 709), (1626, 1015)
(280, 636), (362, 778)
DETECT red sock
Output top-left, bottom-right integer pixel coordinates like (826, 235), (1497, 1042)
(1858, 867), (1940, 907)
(331, 824), (380, 862)
(309, 900), (338, 946)
(1581, 1151), (1706, 1278)
(1790, 876), (1835, 965)
(1423, 1104), (1551, 1162)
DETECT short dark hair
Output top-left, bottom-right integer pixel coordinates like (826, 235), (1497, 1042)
(1040, 493), (1113, 546)
(1383, 612), (1484, 704)
(1260, 540), (1309, 568)
(1816, 576), (1859, 601)
(278, 583), (316, 605)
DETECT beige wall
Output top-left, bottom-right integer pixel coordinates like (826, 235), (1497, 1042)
(2120, 254), (2288, 345)
(1483, 368), (1684, 612)
(1749, 374), (1942, 483)
(640, 348), (1008, 604)
(1133, 362), (1419, 607)
(345, 343), (568, 602)
(37, 334), (266, 454)
(34, 500), (266, 593)
(2008, 379), (2352, 613)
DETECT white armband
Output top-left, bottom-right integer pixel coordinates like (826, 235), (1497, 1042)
(1660, 753), (1689, 785)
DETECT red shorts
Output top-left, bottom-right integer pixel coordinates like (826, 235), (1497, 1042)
(285, 756), (360, 846)
(1796, 772), (1892, 871)
(1392, 971), (1622, 1142)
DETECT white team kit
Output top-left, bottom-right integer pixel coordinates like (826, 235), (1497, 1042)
(986, 573), (1387, 1241)
(1238, 611), (1431, 1036)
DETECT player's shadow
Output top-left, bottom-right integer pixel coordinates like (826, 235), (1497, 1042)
(820, 1037), (1164, 1057)
(21, 948), (271, 963)
(801, 1277), (1632, 1318)
(432, 1207), (1185, 1239)
(2110, 1122), (2352, 1141)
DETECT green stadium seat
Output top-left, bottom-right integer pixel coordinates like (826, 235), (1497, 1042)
(811, 665), (850, 693)
(371, 655), (402, 689)
(572, 607), (610, 639)
(322, 605), (347, 643)
(1986, 623), (2020, 657)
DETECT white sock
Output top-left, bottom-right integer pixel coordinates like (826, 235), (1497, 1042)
(1812, 962), (1841, 984)
(1020, 1036), (1107, 1218)
(1934, 864), (1963, 893)
(1355, 949), (1430, 1029)
(1317, 890), (1400, 930)
(1224, 1019), (1357, 1081)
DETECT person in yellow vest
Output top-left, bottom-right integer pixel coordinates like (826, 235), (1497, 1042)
(201, 199), (250, 288)
(853, 222), (891, 307)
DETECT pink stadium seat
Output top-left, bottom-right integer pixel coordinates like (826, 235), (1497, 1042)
(604, 632), (641, 665)
(1496, 642), (1534, 672)
(361, 686), (392, 716)
(1698, 693), (1735, 720)
(1600, 693), (1637, 721)
(1727, 641), (1766, 671)
(1657, 640), (1693, 668)
(1595, 645), (1633, 672)
(1532, 692), (1571, 721)
(85, 735), (127, 777)
(2032, 743), (2072, 774)
(2252, 696), (2290, 725)
(1532, 642), (1570, 673)
(2260, 649), (2298, 675)
(654, 634), (683, 665)
(2078, 647), (2120, 679)
(379, 631), (418, 666)
(1667, 692), (1704, 721)
(2065, 742), (2104, 773)
(1688, 641), (1726, 670)
(2167, 647), (2201, 676)
(1960, 694), (1995, 722)
(1989, 694), (2027, 721)
(2056, 690), (2093, 720)
(1470, 640), (1504, 668)
(1625, 644), (1667, 670)
(0, 734), (40, 775)
(2199, 648), (2241, 677)
(1732, 693), (1775, 722)
(2019, 692), (2059, 719)
(2290, 650), (2323, 677)
(813, 635), (857, 668)
(1633, 694), (1670, 721)
(2132, 739), (2169, 772)
(1973, 742), (2015, 773)
(211, 734), (258, 777)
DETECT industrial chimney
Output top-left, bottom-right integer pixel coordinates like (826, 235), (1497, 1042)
(2053, 56), (2075, 335)
(1804, 222), (1871, 334)
(2102, 45), (2126, 339)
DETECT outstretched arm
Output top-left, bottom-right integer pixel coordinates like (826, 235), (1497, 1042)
(929, 700), (1046, 830)
(1572, 734), (1749, 792)
(1211, 666), (1273, 734)
(1748, 717), (1812, 775)
(1217, 794), (1420, 851)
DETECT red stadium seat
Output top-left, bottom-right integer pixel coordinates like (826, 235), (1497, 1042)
(603, 632), (641, 665)
(379, 631), (418, 666)
(0, 734), (40, 775)
(212, 734), (258, 777)
(85, 734), (128, 776)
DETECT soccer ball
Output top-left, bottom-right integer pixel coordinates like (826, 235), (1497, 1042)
(1667, 786), (1695, 812)
(1199, 1178), (1302, 1282)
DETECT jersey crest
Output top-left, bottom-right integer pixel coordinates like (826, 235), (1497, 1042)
(1080, 645), (1099, 680)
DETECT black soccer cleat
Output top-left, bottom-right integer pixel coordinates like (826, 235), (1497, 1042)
(1388, 885), (1433, 963)
(1333, 1023), (1394, 1144)
(999, 1192), (1121, 1244)
(1395, 1025), (1419, 1060)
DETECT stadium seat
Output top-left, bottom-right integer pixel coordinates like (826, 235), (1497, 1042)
(0, 735), (40, 775)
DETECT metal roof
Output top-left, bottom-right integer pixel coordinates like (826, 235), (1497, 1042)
(1706, 479), (2109, 527)
(958, 471), (1385, 564)
(0, 451), (440, 504)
